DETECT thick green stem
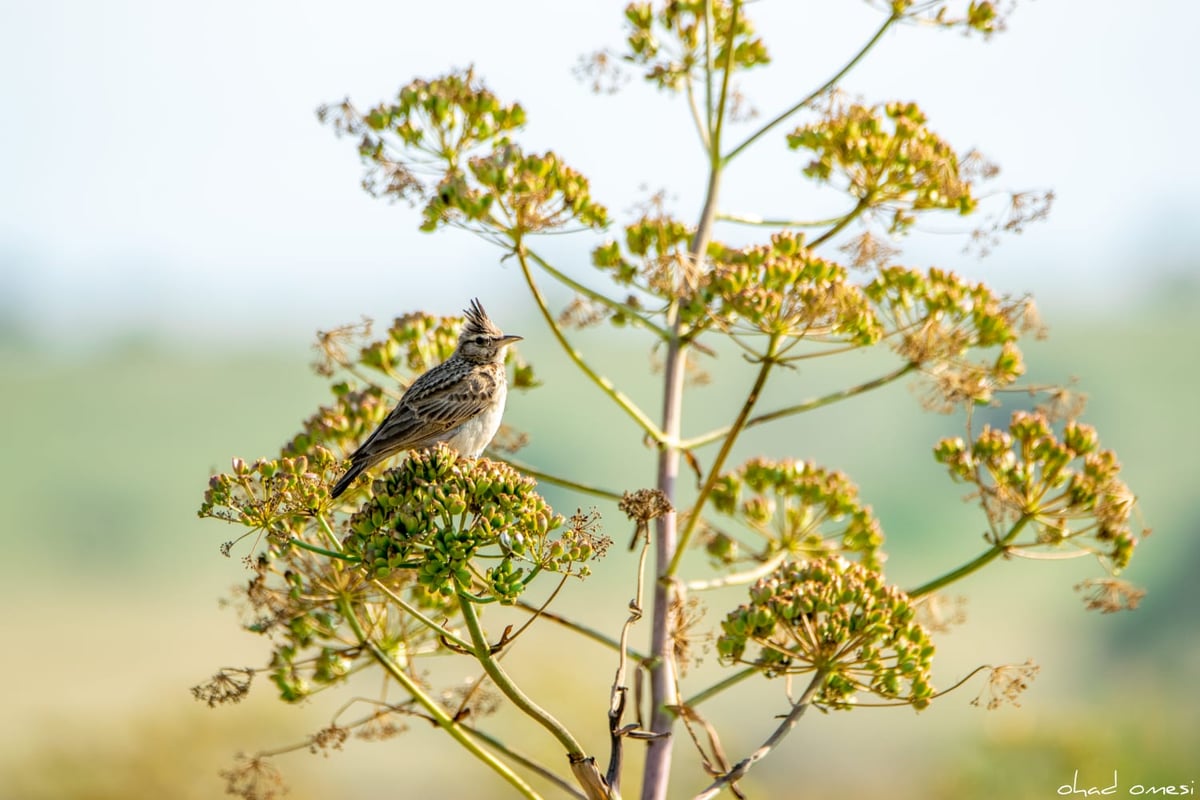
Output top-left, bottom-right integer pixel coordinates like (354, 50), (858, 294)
(908, 515), (1032, 598)
(339, 599), (543, 800)
(458, 599), (586, 757)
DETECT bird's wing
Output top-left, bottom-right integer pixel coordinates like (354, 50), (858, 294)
(349, 366), (498, 463)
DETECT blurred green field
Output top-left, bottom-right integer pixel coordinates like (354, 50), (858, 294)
(0, 298), (1195, 799)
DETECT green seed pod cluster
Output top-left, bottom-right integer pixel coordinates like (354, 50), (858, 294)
(345, 445), (605, 603)
(623, 1), (770, 92)
(318, 69), (607, 237)
(788, 100), (977, 233)
(717, 557), (935, 710)
(199, 450), (338, 539)
(933, 410), (1141, 571)
(709, 457), (885, 570)
(703, 232), (883, 341)
(865, 265), (1033, 408)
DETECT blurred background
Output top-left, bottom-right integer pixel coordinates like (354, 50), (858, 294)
(1, 1), (1196, 798)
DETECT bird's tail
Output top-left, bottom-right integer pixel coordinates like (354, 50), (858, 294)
(329, 459), (368, 499)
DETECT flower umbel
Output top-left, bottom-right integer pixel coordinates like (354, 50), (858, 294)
(717, 557), (935, 710)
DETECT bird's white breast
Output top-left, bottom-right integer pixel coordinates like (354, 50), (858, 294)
(443, 377), (507, 457)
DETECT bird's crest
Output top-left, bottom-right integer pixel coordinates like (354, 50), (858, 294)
(463, 298), (504, 338)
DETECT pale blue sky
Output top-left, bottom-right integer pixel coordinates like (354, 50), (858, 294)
(2, 1), (1196, 345)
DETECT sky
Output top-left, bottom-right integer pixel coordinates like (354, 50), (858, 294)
(2, 0), (1197, 347)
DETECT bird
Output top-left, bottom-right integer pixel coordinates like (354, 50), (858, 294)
(329, 299), (522, 499)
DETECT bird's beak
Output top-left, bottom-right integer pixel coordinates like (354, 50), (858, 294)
(500, 334), (523, 344)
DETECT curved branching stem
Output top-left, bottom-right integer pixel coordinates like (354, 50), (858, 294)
(724, 10), (900, 163)
(289, 536), (360, 563)
(513, 241), (668, 445)
(668, 333), (782, 577)
(809, 195), (872, 249)
(370, 579), (474, 653)
(497, 454), (625, 502)
(691, 669), (828, 800)
(685, 74), (712, 151)
(461, 725), (589, 800)
(339, 599), (543, 800)
(684, 550), (789, 592)
(458, 597), (587, 758)
(908, 515), (1033, 598)
(524, 247), (671, 340)
(678, 362), (916, 450)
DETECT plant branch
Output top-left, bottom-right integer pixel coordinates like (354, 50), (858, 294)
(339, 599), (543, 800)
(514, 601), (649, 661)
(678, 362), (915, 450)
(525, 247), (671, 340)
(724, 11), (899, 163)
(683, 667), (757, 709)
(808, 195), (872, 249)
(715, 211), (845, 228)
(497, 454), (625, 501)
(908, 515), (1032, 598)
(513, 242), (668, 445)
(684, 550), (789, 592)
(370, 579), (474, 652)
(458, 599), (586, 757)
(667, 334), (781, 577)
(691, 670), (828, 800)
(462, 724), (589, 800)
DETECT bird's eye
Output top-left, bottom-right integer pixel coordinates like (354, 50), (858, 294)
(474, 336), (486, 345)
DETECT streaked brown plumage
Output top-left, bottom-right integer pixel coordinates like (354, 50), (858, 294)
(329, 299), (521, 498)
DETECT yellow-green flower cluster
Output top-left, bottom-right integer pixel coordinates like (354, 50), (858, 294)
(789, 101), (976, 232)
(709, 456), (885, 570)
(934, 411), (1140, 571)
(624, 0), (770, 91)
(199, 451), (338, 540)
(319, 69), (607, 236)
(346, 445), (605, 603)
(703, 232), (883, 341)
(718, 557), (935, 709)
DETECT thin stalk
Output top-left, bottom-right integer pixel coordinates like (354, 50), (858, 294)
(370, 579), (474, 652)
(808, 195), (872, 249)
(525, 248), (671, 340)
(514, 601), (650, 662)
(683, 667), (757, 709)
(666, 334), (781, 578)
(340, 600), (542, 800)
(908, 515), (1032, 598)
(716, 211), (845, 228)
(677, 362), (916, 450)
(724, 11), (899, 163)
(498, 455), (625, 502)
(684, 550), (788, 592)
(691, 670), (827, 800)
(514, 244), (668, 444)
(461, 725), (589, 800)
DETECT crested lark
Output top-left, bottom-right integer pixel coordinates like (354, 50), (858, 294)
(329, 299), (522, 498)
